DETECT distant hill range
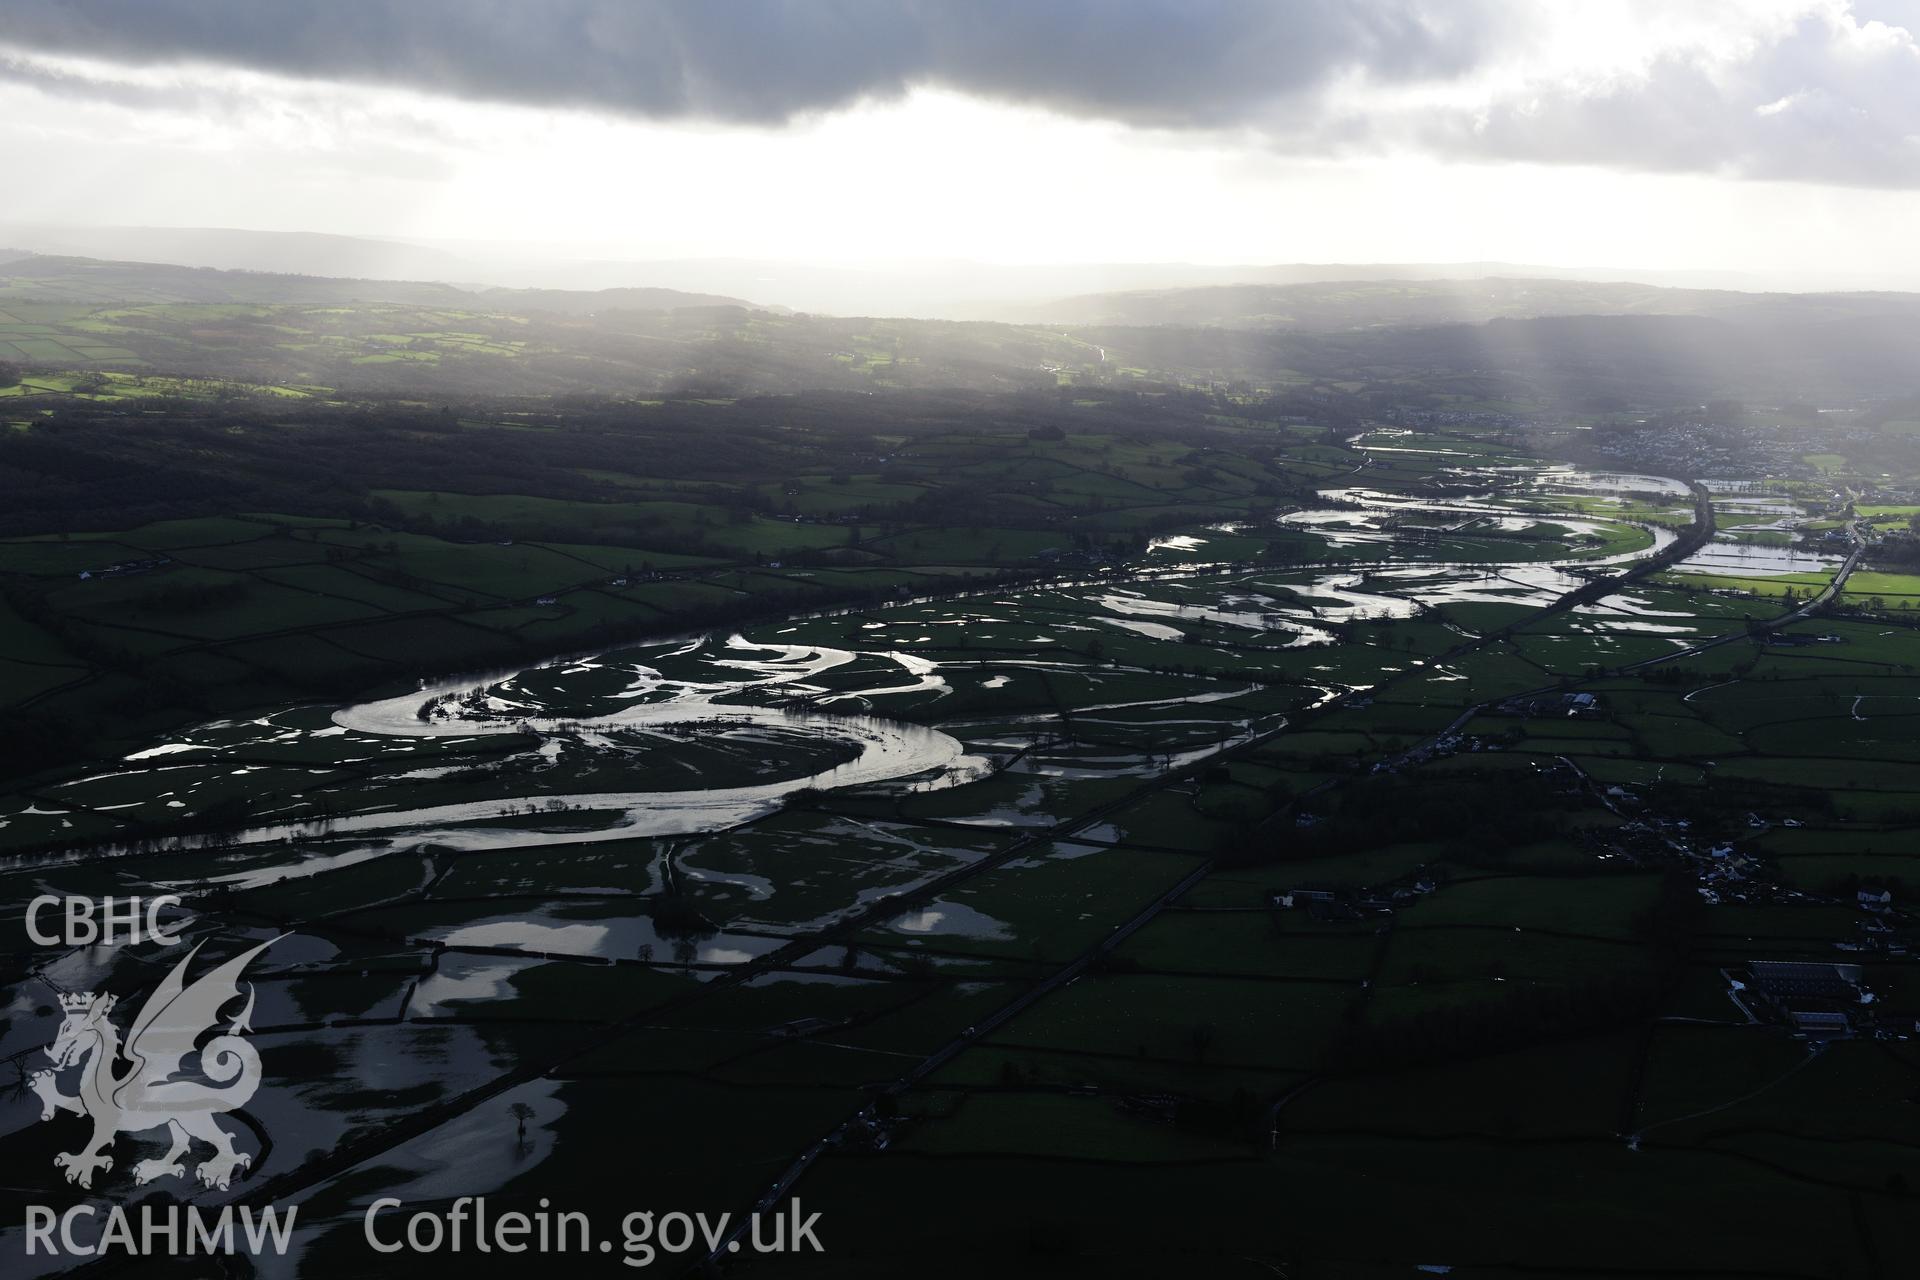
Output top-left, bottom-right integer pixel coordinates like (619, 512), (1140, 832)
(0, 224), (476, 283)
(3, 246), (1917, 408)
(996, 277), (1920, 332)
(8, 250), (1919, 337)
(3, 222), (1890, 317)
(0, 252), (773, 315)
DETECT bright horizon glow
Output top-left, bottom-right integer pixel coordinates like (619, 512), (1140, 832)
(3, 2), (1919, 296)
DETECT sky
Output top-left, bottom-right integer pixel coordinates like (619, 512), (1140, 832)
(2, 0), (1918, 288)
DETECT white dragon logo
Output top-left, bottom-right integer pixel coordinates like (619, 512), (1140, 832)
(30, 937), (278, 1191)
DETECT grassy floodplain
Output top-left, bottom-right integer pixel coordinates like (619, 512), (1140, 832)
(4, 393), (1918, 1276)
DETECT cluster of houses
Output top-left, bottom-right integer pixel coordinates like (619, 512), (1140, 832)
(1493, 690), (1604, 719)
(1837, 886), (1909, 959)
(1271, 870), (1441, 922)
(1698, 838), (1768, 895)
(1579, 418), (1805, 479)
(75, 556), (169, 581)
(1761, 631), (1845, 648)
(1366, 729), (1506, 776)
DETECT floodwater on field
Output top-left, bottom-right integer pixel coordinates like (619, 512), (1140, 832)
(0, 455), (1719, 1251)
(1091, 589), (1337, 645)
(0, 461), (1688, 893)
(887, 899), (1013, 941)
(1674, 539), (1842, 577)
(1278, 465), (1675, 569)
(1, 458), (1694, 860)
(1533, 468), (1693, 497)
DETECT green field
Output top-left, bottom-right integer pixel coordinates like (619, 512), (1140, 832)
(4, 376), (1919, 1276)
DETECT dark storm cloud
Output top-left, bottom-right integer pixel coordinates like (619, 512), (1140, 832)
(1, 1), (1916, 186)
(0, 0), (1491, 126)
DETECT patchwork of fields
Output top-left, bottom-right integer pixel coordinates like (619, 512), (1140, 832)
(4, 413), (1916, 1275)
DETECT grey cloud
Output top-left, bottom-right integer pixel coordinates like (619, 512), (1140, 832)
(0, 0), (1491, 127)
(1, 1), (1915, 186)
(0, 49), (240, 114)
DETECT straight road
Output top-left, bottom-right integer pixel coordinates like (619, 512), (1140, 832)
(705, 475), (1723, 1264)
(708, 859), (1216, 1262)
